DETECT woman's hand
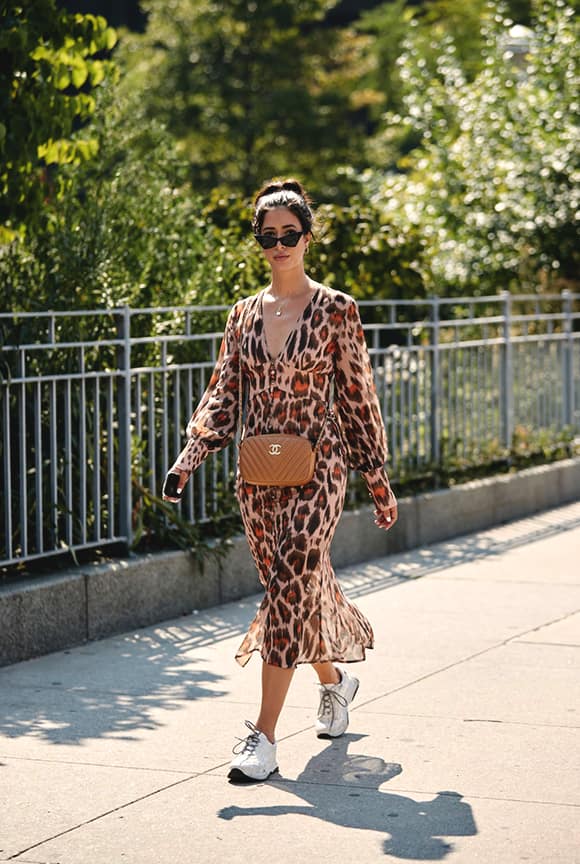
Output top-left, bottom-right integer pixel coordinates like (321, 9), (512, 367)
(162, 468), (190, 502)
(374, 497), (398, 531)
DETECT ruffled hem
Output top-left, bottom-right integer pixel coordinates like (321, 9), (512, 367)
(235, 641), (373, 669)
(234, 593), (374, 669)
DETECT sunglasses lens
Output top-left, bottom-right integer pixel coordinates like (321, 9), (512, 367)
(281, 231), (302, 247)
(254, 231), (303, 249)
(255, 234), (277, 249)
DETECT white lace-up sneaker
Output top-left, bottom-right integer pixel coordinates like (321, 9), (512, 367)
(228, 721), (279, 782)
(315, 666), (360, 739)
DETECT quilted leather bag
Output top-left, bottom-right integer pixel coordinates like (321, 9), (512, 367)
(238, 433), (316, 487)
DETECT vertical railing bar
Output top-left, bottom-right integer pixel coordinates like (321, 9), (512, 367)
(93, 377), (101, 542)
(160, 343), (170, 532)
(174, 368), (183, 505)
(467, 347), (473, 454)
(117, 307), (132, 547)
(18, 349), (28, 557)
(430, 298), (440, 465)
(148, 371), (157, 506)
(399, 347), (407, 463)
(422, 346), (429, 464)
(380, 349), (389, 455)
(49, 380), (58, 550)
(501, 291), (513, 449)
(536, 336), (542, 430)
(477, 345), (483, 449)
(135, 374), (143, 486)
(79, 346), (87, 545)
(390, 349), (397, 472)
(107, 374), (115, 538)
(514, 341), (520, 427)
(198, 366), (207, 521)
(185, 366), (194, 519)
(2, 383), (13, 560)
(34, 379), (43, 553)
(64, 378), (73, 545)
(562, 290), (573, 428)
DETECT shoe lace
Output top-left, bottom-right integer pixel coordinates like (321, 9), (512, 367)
(232, 720), (262, 756)
(318, 686), (348, 721)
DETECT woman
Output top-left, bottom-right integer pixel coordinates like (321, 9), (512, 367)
(163, 179), (397, 782)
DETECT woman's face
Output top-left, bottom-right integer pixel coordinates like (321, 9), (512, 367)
(258, 207), (310, 272)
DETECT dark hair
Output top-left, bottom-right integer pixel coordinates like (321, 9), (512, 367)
(252, 178), (315, 236)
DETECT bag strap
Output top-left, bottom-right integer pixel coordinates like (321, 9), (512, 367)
(236, 298), (333, 452)
(237, 303), (247, 444)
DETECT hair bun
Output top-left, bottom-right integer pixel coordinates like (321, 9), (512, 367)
(281, 179), (306, 197)
(254, 178), (312, 207)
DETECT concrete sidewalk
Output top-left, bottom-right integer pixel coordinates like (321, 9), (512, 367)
(1, 502), (579, 864)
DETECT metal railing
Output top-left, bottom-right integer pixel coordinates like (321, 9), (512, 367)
(1, 291), (579, 570)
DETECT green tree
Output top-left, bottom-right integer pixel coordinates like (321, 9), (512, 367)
(0, 0), (117, 239)
(118, 0), (370, 198)
(363, 0), (579, 294)
(1, 85), (207, 312)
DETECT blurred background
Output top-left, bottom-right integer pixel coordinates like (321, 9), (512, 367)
(2, 0), (578, 310)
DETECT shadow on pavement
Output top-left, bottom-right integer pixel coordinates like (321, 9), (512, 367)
(0, 629), (228, 744)
(219, 734), (477, 859)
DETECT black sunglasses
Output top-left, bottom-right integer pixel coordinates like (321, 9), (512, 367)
(254, 230), (304, 249)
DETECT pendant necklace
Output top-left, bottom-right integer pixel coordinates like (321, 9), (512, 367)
(269, 294), (288, 317)
(268, 283), (311, 317)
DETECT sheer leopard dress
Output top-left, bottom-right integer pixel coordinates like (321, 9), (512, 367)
(174, 286), (393, 669)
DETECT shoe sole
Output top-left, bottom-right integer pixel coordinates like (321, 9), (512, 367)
(228, 766), (279, 783)
(316, 678), (360, 739)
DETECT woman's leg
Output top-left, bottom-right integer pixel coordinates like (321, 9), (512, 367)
(312, 661), (340, 685)
(255, 661), (295, 743)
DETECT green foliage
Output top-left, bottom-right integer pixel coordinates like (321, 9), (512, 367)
(309, 195), (427, 301)
(117, 0), (370, 198)
(0, 0), (117, 238)
(1, 85), (210, 312)
(363, 0), (580, 294)
(2, 0), (578, 311)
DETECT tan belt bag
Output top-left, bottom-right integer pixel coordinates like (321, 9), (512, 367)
(238, 433), (317, 487)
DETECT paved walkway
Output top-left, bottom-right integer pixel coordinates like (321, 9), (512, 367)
(1, 501), (579, 864)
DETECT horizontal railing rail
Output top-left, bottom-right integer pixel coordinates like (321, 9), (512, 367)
(1, 291), (579, 571)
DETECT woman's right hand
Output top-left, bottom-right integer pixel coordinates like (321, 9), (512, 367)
(162, 468), (190, 502)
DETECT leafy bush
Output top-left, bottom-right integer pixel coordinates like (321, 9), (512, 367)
(0, 0), (117, 239)
(363, 0), (580, 295)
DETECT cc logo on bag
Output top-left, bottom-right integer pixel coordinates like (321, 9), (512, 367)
(268, 443), (282, 456)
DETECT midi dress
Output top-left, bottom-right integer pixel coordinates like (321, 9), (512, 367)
(173, 285), (394, 669)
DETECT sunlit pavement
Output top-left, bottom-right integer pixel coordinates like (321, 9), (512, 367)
(1, 501), (579, 864)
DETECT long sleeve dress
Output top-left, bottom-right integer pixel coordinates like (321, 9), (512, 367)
(173, 285), (395, 669)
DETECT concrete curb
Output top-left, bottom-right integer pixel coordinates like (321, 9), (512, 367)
(1, 457), (579, 666)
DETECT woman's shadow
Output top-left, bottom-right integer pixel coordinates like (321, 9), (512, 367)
(219, 734), (477, 859)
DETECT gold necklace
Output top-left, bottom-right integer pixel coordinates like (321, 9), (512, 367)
(267, 285), (311, 317)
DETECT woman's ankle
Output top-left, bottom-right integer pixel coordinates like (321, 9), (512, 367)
(316, 663), (341, 686)
(254, 721), (276, 745)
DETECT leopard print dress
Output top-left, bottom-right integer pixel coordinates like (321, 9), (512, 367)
(174, 285), (394, 669)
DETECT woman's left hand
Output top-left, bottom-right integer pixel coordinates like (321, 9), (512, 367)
(374, 501), (398, 530)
